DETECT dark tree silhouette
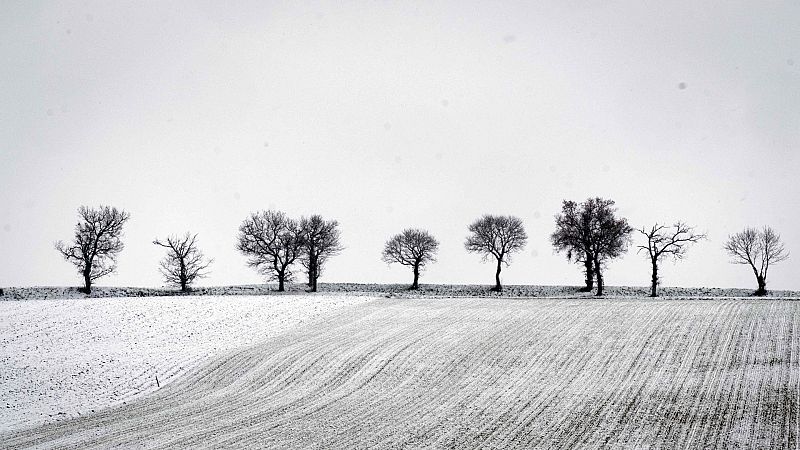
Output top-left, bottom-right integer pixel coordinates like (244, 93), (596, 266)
(55, 205), (130, 294)
(584, 198), (632, 296)
(299, 215), (343, 292)
(552, 198), (632, 296)
(236, 210), (304, 292)
(637, 222), (706, 297)
(153, 232), (213, 292)
(382, 229), (439, 289)
(465, 215), (527, 292)
(550, 197), (633, 296)
(724, 226), (789, 296)
(551, 200), (595, 292)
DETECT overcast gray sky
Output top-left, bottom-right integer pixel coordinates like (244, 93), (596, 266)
(2, 1), (798, 290)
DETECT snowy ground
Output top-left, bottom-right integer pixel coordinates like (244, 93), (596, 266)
(3, 283), (798, 301)
(4, 296), (800, 448)
(0, 294), (377, 432)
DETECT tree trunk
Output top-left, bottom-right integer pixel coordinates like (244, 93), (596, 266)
(650, 260), (658, 297)
(756, 275), (767, 296)
(411, 264), (420, 290)
(581, 257), (594, 292)
(180, 261), (187, 292)
(307, 255), (315, 289)
(311, 268), (318, 292)
(310, 256), (318, 292)
(277, 272), (285, 292)
(83, 269), (92, 294)
(594, 260), (603, 296)
(493, 258), (503, 292)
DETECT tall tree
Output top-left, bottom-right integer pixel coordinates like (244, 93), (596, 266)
(584, 198), (632, 296)
(552, 198), (631, 295)
(299, 215), (343, 292)
(55, 205), (131, 294)
(382, 229), (439, 289)
(724, 226), (789, 296)
(236, 210), (304, 291)
(551, 200), (595, 291)
(637, 222), (706, 297)
(153, 232), (213, 292)
(465, 215), (527, 292)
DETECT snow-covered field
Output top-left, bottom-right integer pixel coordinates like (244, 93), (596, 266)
(0, 294), (376, 432)
(3, 283), (799, 301)
(3, 295), (800, 448)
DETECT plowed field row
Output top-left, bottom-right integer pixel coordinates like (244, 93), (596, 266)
(4, 297), (798, 449)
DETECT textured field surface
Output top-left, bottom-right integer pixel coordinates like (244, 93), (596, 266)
(0, 295), (375, 431)
(4, 297), (800, 449)
(4, 283), (800, 301)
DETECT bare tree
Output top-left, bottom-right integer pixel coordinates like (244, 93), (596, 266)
(551, 200), (595, 292)
(236, 210), (304, 291)
(724, 226), (789, 296)
(382, 229), (439, 289)
(55, 205), (130, 294)
(299, 215), (343, 292)
(300, 253), (329, 288)
(465, 215), (527, 292)
(153, 232), (213, 292)
(553, 198), (632, 296)
(637, 222), (706, 297)
(584, 198), (632, 296)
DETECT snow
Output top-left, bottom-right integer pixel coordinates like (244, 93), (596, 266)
(0, 294), (377, 432)
(5, 296), (799, 448)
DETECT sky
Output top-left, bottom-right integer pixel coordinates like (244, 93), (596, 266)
(1, 0), (799, 290)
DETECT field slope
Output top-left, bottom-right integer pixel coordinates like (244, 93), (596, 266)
(4, 297), (799, 449)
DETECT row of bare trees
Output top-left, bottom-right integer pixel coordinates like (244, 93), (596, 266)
(550, 197), (789, 297)
(382, 215), (529, 292)
(550, 198), (707, 297)
(55, 207), (341, 294)
(55, 206), (215, 293)
(383, 200), (789, 296)
(236, 211), (342, 292)
(55, 204), (789, 296)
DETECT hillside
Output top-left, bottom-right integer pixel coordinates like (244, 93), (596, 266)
(4, 296), (799, 448)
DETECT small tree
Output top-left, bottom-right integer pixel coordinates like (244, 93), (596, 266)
(153, 232), (213, 292)
(465, 215), (527, 292)
(299, 215), (343, 292)
(637, 222), (706, 297)
(55, 206), (130, 294)
(724, 226), (789, 296)
(382, 229), (439, 289)
(236, 210), (304, 291)
(551, 200), (596, 292)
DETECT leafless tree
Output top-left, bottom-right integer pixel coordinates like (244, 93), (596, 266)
(552, 198), (632, 296)
(382, 229), (439, 289)
(551, 200), (595, 292)
(299, 215), (343, 292)
(55, 205), (130, 294)
(153, 232), (213, 292)
(465, 215), (527, 292)
(550, 197), (633, 296)
(724, 226), (789, 296)
(637, 222), (706, 297)
(584, 198), (632, 296)
(236, 210), (304, 291)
